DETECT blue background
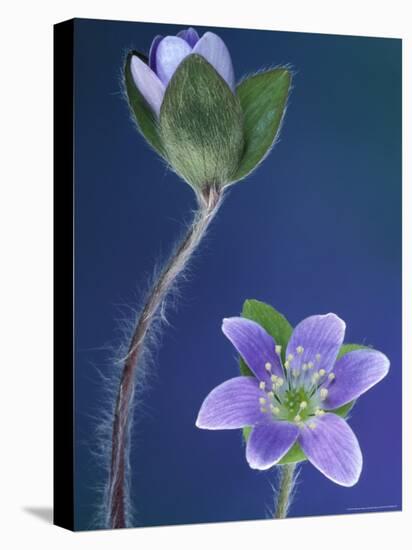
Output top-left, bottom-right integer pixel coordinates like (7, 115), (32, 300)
(73, 18), (402, 530)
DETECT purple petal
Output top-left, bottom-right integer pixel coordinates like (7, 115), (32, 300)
(286, 314), (345, 381)
(324, 349), (390, 409)
(192, 32), (235, 91)
(155, 36), (192, 85)
(130, 55), (166, 116)
(299, 414), (362, 486)
(246, 421), (299, 470)
(149, 35), (163, 72)
(222, 317), (284, 382)
(177, 27), (200, 48)
(196, 376), (263, 430)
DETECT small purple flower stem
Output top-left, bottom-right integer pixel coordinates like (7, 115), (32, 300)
(274, 463), (297, 518)
(106, 183), (223, 529)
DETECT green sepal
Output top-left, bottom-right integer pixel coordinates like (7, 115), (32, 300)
(124, 51), (164, 157)
(278, 442), (306, 464)
(159, 54), (244, 190)
(234, 69), (292, 181)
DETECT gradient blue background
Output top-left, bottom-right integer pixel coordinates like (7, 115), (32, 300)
(73, 18), (402, 530)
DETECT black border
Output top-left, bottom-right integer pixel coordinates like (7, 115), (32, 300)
(53, 18), (75, 531)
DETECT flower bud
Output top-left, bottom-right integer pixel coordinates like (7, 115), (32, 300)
(124, 27), (292, 191)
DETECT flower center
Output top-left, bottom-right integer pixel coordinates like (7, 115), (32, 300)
(257, 344), (337, 428)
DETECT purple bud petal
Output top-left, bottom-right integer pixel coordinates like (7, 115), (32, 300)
(192, 32), (235, 91)
(156, 36), (192, 85)
(148, 35), (163, 72)
(130, 55), (165, 116)
(177, 27), (200, 48)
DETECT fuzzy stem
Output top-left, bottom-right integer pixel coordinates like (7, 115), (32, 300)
(106, 184), (223, 529)
(274, 464), (297, 519)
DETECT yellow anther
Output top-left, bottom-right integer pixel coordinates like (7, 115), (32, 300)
(259, 381), (266, 390)
(309, 422), (317, 430)
(319, 369), (326, 376)
(320, 388), (328, 400)
(296, 345), (304, 354)
(259, 397), (267, 405)
(265, 362), (272, 372)
(284, 360), (290, 370)
(294, 414), (301, 423)
(275, 345), (282, 355)
(300, 401), (307, 410)
(328, 372), (335, 381)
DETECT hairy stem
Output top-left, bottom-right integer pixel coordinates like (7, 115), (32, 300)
(274, 463), (297, 519)
(106, 184), (223, 529)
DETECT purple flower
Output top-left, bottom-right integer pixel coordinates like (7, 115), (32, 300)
(196, 314), (390, 486)
(130, 27), (235, 116)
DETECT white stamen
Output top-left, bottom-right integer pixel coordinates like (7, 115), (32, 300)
(296, 345), (304, 354)
(265, 362), (272, 372)
(294, 414), (301, 423)
(309, 422), (317, 430)
(271, 374), (278, 382)
(287, 353), (294, 361)
(318, 369), (326, 376)
(315, 408), (325, 416)
(259, 397), (266, 405)
(259, 381), (266, 390)
(308, 361), (314, 369)
(260, 407), (268, 413)
(300, 401), (307, 410)
(328, 372), (335, 381)
(275, 345), (282, 355)
(284, 360), (290, 370)
(315, 353), (321, 362)
(320, 388), (328, 400)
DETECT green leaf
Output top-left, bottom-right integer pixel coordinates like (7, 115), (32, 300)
(242, 426), (252, 442)
(331, 401), (355, 418)
(241, 299), (292, 363)
(337, 343), (370, 359)
(239, 357), (253, 377)
(159, 54), (244, 189)
(123, 51), (164, 156)
(233, 69), (292, 181)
